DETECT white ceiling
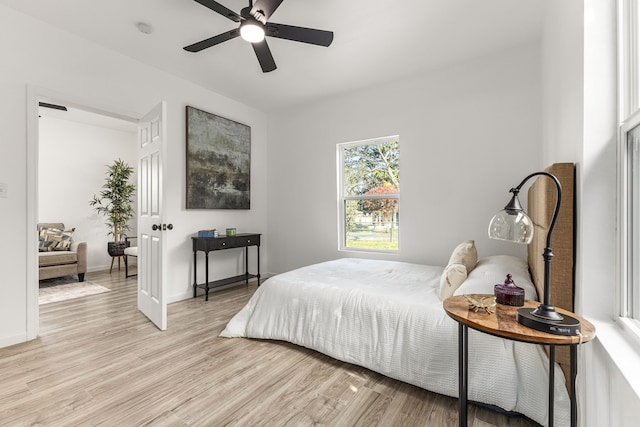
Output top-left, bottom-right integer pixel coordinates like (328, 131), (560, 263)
(3, 0), (549, 112)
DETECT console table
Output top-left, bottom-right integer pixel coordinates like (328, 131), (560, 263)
(192, 233), (261, 301)
(443, 295), (595, 427)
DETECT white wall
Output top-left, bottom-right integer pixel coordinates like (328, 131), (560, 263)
(541, 1), (640, 426)
(0, 4), (268, 347)
(541, 0), (584, 165)
(38, 114), (137, 272)
(267, 45), (543, 274)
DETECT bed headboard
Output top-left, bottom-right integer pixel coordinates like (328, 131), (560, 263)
(527, 162), (575, 311)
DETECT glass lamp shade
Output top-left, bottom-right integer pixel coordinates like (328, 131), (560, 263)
(488, 209), (534, 244)
(240, 21), (265, 43)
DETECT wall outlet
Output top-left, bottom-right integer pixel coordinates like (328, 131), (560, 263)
(0, 182), (8, 198)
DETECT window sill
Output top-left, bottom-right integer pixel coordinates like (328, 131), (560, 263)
(338, 248), (400, 255)
(590, 317), (640, 399)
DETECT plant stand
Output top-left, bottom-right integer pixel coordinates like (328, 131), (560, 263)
(108, 241), (130, 274)
(109, 255), (125, 273)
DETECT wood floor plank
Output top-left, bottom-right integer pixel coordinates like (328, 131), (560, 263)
(377, 383), (437, 426)
(330, 387), (392, 427)
(0, 270), (542, 426)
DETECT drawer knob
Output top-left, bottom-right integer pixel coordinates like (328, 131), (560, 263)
(222, 242), (226, 246)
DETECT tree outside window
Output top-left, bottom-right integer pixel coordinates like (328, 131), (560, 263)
(339, 137), (399, 251)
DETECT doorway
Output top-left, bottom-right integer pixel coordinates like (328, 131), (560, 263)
(26, 88), (141, 339)
(39, 103), (138, 273)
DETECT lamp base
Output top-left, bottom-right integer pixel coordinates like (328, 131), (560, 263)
(516, 307), (581, 336)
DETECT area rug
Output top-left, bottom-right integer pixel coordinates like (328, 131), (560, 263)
(39, 277), (111, 305)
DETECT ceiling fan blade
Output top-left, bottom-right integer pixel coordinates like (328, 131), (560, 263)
(252, 40), (277, 73)
(184, 29), (240, 52)
(250, 0), (284, 23)
(266, 23), (333, 47)
(193, 0), (242, 22)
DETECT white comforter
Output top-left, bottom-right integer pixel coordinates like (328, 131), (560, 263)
(221, 258), (569, 427)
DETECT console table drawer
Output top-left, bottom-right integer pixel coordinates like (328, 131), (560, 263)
(216, 235), (260, 250)
(192, 233), (260, 252)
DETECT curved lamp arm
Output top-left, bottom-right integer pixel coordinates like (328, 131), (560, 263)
(509, 171), (562, 252)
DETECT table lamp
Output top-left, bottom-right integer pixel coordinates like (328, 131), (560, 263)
(488, 171), (581, 336)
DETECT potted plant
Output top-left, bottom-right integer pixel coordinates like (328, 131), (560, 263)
(89, 159), (136, 256)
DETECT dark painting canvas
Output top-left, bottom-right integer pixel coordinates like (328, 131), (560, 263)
(186, 106), (251, 209)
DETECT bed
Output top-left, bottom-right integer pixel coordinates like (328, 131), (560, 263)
(221, 163), (576, 427)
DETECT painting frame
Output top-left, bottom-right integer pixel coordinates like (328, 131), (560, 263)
(185, 106), (251, 210)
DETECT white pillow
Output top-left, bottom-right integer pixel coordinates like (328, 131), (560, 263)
(439, 263), (468, 300)
(447, 240), (478, 273)
(453, 255), (538, 301)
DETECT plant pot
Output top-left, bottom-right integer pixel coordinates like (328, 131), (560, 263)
(108, 241), (130, 257)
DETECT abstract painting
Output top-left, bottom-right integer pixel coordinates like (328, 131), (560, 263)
(186, 106), (251, 209)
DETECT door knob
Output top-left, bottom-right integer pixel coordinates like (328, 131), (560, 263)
(152, 223), (172, 231)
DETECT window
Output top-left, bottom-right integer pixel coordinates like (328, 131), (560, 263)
(621, 116), (640, 326)
(337, 136), (399, 252)
(619, 0), (640, 331)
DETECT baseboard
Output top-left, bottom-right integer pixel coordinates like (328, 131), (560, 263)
(0, 332), (29, 349)
(87, 265), (110, 273)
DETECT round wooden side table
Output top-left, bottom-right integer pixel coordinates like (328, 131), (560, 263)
(443, 295), (596, 427)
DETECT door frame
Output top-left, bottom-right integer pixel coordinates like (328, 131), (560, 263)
(25, 85), (140, 339)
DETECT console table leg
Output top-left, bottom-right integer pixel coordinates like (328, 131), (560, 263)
(245, 246), (249, 284)
(257, 244), (261, 285)
(205, 252), (210, 302)
(459, 323), (468, 427)
(193, 250), (197, 298)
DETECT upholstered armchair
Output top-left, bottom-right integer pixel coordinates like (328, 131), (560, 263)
(38, 223), (87, 282)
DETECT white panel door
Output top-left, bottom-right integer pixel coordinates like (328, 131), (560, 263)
(137, 102), (167, 330)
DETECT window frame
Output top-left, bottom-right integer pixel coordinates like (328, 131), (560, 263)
(617, 0), (640, 345)
(337, 135), (400, 253)
(618, 110), (640, 333)
(618, 0), (639, 119)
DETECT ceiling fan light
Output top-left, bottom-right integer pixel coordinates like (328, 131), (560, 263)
(240, 21), (265, 43)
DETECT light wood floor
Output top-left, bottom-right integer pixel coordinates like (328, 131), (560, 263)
(0, 270), (541, 426)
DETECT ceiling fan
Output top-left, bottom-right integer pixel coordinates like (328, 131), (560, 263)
(184, 0), (334, 73)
